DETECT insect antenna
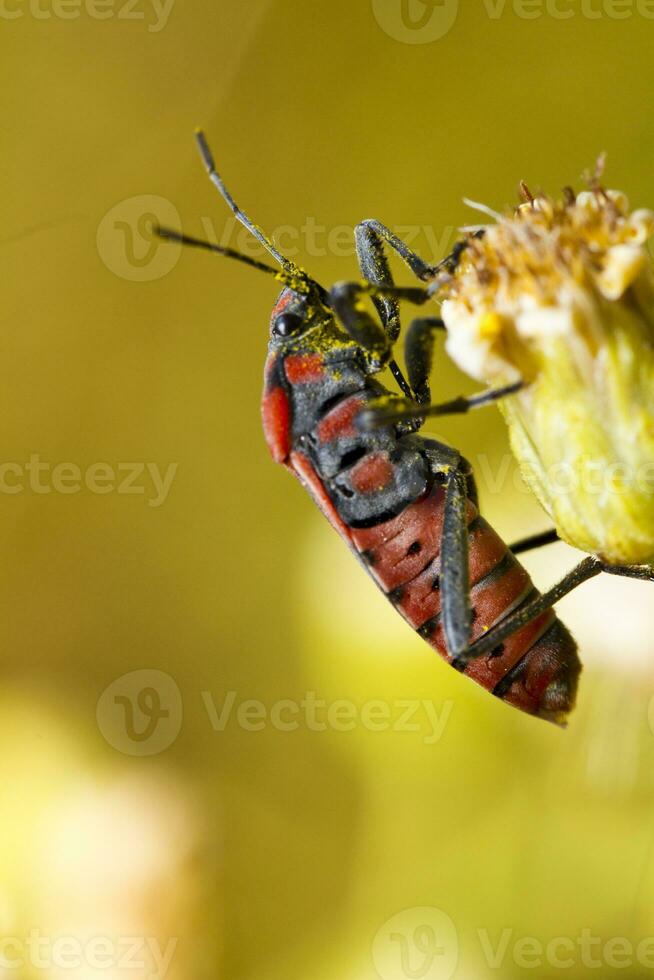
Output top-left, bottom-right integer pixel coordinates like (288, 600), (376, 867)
(189, 129), (330, 304)
(155, 226), (282, 277)
(195, 129), (297, 274)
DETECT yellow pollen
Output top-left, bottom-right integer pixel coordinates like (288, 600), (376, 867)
(479, 312), (503, 340)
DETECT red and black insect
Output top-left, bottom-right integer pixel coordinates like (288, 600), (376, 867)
(159, 132), (582, 724)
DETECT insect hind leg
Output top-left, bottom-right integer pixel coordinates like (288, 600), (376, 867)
(420, 444), (476, 658)
(424, 441), (583, 668)
(601, 563), (654, 582)
(451, 557), (603, 668)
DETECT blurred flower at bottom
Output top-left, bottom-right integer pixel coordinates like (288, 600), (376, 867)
(33, 773), (201, 980)
(0, 692), (209, 980)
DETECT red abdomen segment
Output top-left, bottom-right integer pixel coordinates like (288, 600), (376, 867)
(349, 483), (580, 724)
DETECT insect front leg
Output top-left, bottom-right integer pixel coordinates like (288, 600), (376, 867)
(355, 221), (440, 403)
(329, 280), (431, 399)
(356, 220), (439, 288)
(329, 281), (394, 369)
(355, 220), (484, 293)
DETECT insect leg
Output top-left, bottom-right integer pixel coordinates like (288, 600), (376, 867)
(403, 317), (523, 412)
(355, 221), (484, 290)
(354, 223), (462, 400)
(358, 380), (524, 429)
(329, 280), (432, 399)
(403, 316), (446, 406)
(354, 224), (399, 348)
(356, 220), (439, 286)
(446, 553), (653, 669)
(354, 221), (433, 399)
(355, 222), (485, 299)
(434, 232), (485, 277)
(436, 460), (475, 658)
(509, 529), (560, 555)
(451, 557), (603, 668)
(601, 564), (654, 583)
(329, 281), (394, 367)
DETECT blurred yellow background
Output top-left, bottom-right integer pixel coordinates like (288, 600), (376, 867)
(3, 1), (654, 978)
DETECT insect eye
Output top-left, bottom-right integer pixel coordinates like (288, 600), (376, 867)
(274, 312), (304, 337)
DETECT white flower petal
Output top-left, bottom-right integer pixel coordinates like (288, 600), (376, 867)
(596, 243), (646, 300)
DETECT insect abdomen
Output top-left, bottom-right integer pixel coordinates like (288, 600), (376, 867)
(263, 352), (581, 723)
(349, 486), (581, 723)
